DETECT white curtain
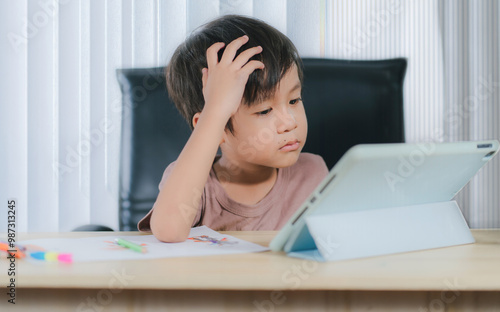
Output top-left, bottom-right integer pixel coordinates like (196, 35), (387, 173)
(1, 0), (498, 232)
(441, 0), (500, 228)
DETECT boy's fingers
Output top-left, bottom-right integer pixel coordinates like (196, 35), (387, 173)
(220, 35), (249, 64)
(206, 42), (225, 68)
(233, 46), (263, 69)
(240, 60), (265, 77)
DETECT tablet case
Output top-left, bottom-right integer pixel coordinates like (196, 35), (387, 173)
(285, 201), (474, 261)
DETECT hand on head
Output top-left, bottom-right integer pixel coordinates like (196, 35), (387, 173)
(201, 35), (265, 121)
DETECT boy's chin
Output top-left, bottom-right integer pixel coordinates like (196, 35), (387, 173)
(272, 151), (302, 168)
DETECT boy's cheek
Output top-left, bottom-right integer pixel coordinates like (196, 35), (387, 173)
(298, 111), (308, 129)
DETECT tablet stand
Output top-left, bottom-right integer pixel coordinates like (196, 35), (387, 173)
(286, 201), (475, 262)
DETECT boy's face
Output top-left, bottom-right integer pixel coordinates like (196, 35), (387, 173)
(221, 64), (307, 169)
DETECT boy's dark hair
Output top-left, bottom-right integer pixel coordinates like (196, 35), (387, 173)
(166, 14), (303, 134)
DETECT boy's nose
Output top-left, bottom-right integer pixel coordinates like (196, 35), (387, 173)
(276, 108), (297, 133)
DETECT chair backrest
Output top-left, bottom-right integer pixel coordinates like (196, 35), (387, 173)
(116, 58), (407, 231)
(116, 67), (191, 230)
(300, 58), (406, 168)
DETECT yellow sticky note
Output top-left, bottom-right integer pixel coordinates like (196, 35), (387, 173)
(45, 252), (58, 261)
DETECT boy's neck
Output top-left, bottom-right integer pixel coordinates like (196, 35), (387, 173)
(214, 155), (277, 185)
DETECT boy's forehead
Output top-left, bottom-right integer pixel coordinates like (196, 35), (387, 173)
(240, 63), (301, 108)
(244, 75), (301, 109)
(277, 65), (301, 92)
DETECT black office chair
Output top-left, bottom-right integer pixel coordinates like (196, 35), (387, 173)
(116, 67), (191, 231)
(115, 58), (407, 231)
(300, 58), (406, 168)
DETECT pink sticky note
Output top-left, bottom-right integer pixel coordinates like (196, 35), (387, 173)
(57, 253), (73, 263)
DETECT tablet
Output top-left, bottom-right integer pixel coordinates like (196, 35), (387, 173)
(270, 140), (500, 252)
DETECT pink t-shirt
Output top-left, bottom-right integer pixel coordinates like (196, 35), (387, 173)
(138, 152), (328, 232)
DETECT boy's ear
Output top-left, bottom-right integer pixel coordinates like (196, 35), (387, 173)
(192, 112), (201, 129)
(192, 112), (225, 144)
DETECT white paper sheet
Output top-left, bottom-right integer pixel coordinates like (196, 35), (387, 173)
(18, 226), (269, 262)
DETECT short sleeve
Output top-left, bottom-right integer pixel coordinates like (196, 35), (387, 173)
(136, 161), (204, 232)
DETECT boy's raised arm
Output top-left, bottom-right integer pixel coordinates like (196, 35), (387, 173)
(150, 35), (264, 242)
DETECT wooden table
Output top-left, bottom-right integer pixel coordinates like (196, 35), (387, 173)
(1, 230), (500, 311)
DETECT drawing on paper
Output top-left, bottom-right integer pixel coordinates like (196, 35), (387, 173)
(188, 235), (238, 246)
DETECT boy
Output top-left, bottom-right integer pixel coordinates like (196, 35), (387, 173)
(138, 15), (328, 242)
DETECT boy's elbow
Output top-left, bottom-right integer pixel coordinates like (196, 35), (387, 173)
(154, 231), (189, 243)
(149, 202), (195, 243)
(151, 221), (190, 243)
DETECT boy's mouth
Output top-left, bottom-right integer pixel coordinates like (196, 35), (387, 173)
(279, 140), (300, 152)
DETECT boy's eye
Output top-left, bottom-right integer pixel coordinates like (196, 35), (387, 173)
(257, 108), (272, 115)
(289, 97), (302, 105)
